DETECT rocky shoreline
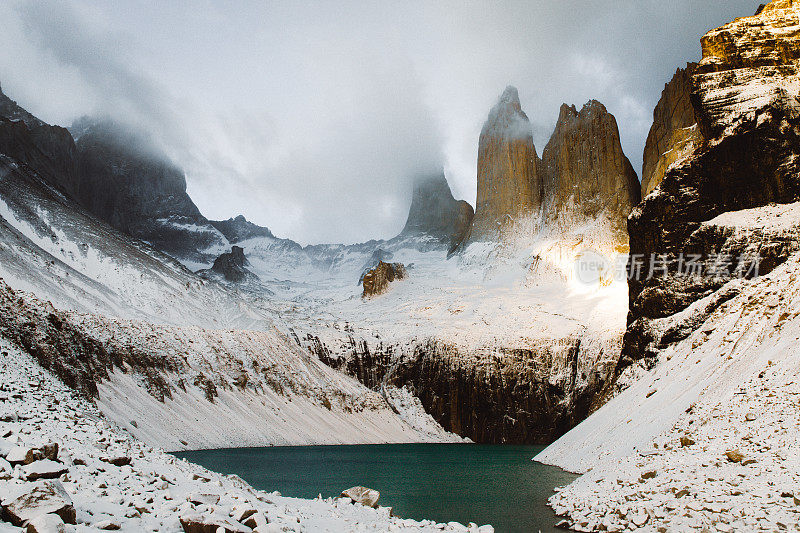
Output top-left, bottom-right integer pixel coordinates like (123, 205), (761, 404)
(0, 338), (494, 533)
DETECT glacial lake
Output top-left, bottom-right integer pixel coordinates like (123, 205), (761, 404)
(175, 443), (577, 533)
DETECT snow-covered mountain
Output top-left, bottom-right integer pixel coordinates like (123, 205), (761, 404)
(537, 1), (800, 530)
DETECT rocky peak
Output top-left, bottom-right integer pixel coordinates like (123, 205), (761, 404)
(641, 64), (702, 197)
(623, 0), (800, 369)
(209, 215), (274, 244)
(468, 86), (543, 241)
(400, 173), (473, 250)
(199, 246), (258, 284)
(541, 99), (640, 237)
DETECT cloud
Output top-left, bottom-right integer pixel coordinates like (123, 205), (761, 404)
(0, 0), (761, 244)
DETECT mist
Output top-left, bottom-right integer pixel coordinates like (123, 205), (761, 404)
(0, 0), (760, 244)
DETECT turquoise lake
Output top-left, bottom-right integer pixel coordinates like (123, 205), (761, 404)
(175, 443), (577, 533)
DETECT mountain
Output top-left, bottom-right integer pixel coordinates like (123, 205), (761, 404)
(209, 214), (274, 243)
(541, 100), (640, 237)
(399, 173), (473, 251)
(467, 86), (543, 242)
(538, 2), (800, 530)
(641, 63), (702, 197)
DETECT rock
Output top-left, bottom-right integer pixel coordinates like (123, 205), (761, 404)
(94, 519), (121, 530)
(41, 443), (58, 462)
(467, 86), (543, 242)
(6, 446), (43, 465)
(179, 512), (252, 533)
(22, 459), (68, 481)
(745, 412), (757, 421)
(399, 173), (474, 252)
(189, 493), (221, 506)
(641, 64), (702, 197)
(209, 215), (273, 244)
(1, 480), (76, 526)
(197, 247), (258, 284)
(725, 449), (745, 463)
(231, 506), (258, 523)
(25, 514), (66, 533)
(362, 262), (407, 297)
(621, 0), (800, 369)
(242, 512), (269, 529)
(541, 100), (640, 238)
(101, 455), (131, 467)
(640, 470), (657, 480)
(340, 486), (380, 508)
(680, 436), (695, 447)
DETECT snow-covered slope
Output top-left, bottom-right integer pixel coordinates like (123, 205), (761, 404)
(0, 338), (487, 533)
(0, 156), (460, 451)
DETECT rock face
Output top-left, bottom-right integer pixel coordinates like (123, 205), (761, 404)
(209, 215), (274, 244)
(641, 64), (703, 197)
(71, 118), (225, 261)
(622, 0), (800, 368)
(468, 86), (543, 241)
(361, 261), (407, 298)
(399, 173), (474, 251)
(541, 101), (640, 236)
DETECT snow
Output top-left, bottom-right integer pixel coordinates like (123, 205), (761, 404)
(535, 248), (800, 531)
(0, 338), (492, 532)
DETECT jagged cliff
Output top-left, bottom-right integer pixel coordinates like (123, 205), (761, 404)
(467, 86), (543, 241)
(641, 64), (703, 197)
(541, 101), (640, 237)
(400, 173), (473, 250)
(622, 0), (800, 367)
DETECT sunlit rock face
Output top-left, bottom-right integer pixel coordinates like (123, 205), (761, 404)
(623, 0), (800, 367)
(400, 173), (474, 250)
(641, 64), (703, 197)
(541, 100), (640, 238)
(468, 86), (543, 241)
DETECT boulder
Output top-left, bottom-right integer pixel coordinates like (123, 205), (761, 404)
(340, 486), (380, 508)
(22, 460), (68, 481)
(6, 446), (43, 466)
(100, 455), (131, 467)
(362, 262), (407, 297)
(25, 513), (66, 533)
(1, 480), (76, 526)
(188, 493), (221, 506)
(179, 512), (252, 533)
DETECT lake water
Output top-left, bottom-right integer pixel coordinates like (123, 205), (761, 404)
(175, 443), (577, 533)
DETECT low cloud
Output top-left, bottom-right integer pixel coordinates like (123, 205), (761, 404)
(0, 0), (760, 244)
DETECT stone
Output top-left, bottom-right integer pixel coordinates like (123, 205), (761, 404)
(242, 512), (269, 529)
(188, 493), (221, 506)
(25, 514), (66, 533)
(231, 506), (258, 523)
(6, 446), (43, 465)
(1, 480), (76, 526)
(179, 512), (252, 533)
(340, 486), (380, 508)
(22, 459), (68, 481)
(725, 450), (745, 463)
(362, 262), (407, 298)
(745, 413), (757, 421)
(468, 86), (543, 242)
(541, 100), (640, 238)
(680, 436), (695, 447)
(94, 519), (121, 530)
(101, 455), (131, 467)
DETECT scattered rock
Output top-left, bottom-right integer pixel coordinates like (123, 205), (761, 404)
(340, 486), (380, 508)
(23, 459), (68, 481)
(101, 455), (131, 467)
(680, 436), (695, 447)
(725, 450), (745, 463)
(25, 513), (66, 533)
(179, 512), (252, 533)
(1, 480), (76, 526)
(94, 519), (121, 530)
(188, 493), (221, 506)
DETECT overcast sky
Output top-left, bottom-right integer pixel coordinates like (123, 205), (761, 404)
(0, 0), (759, 244)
